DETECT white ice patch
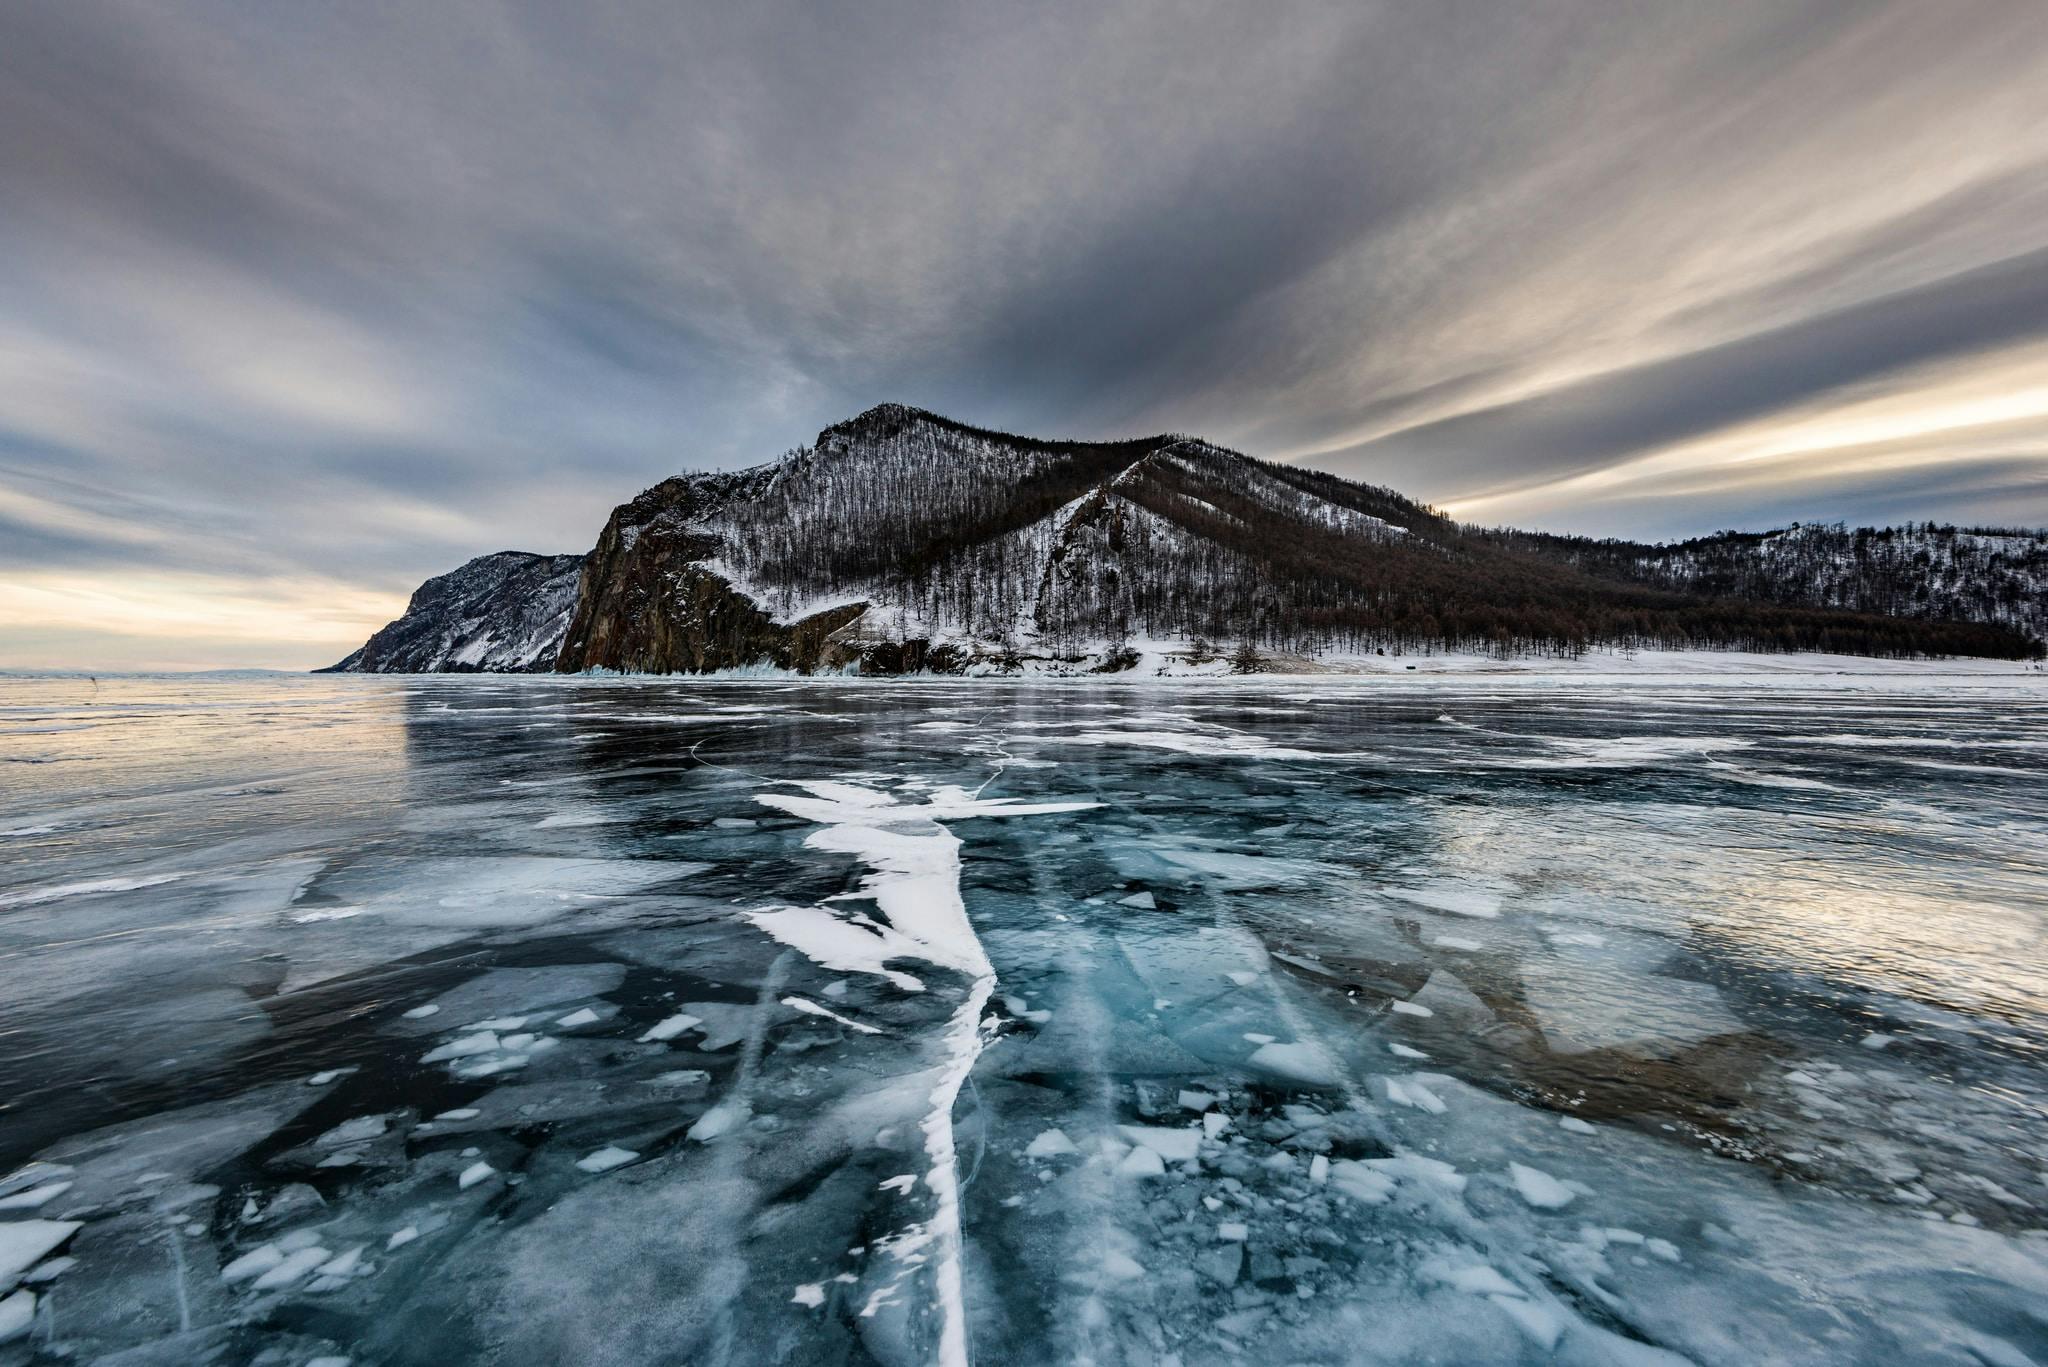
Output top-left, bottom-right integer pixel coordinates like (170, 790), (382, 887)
(638, 1013), (703, 1043)
(1024, 1129), (1079, 1159)
(0, 871), (190, 909)
(782, 995), (883, 1034)
(1248, 1040), (1343, 1085)
(0, 1220), (79, 1284)
(574, 1146), (639, 1174)
(1507, 1162), (1575, 1209)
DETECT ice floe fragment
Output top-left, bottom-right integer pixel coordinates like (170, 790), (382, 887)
(1383, 1077), (1448, 1114)
(457, 1161), (495, 1189)
(575, 1146), (638, 1174)
(638, 1013), (702, 1042)
(421, 1032), (499, 1063)
(1024, 1129), (1078, 1159)
(1116, 1146), (1167, 1178)
(1116, 1126), (1201, 1163)
(0, 1291), (34, 1344)
(0, 1182), (71, 1211)
(1249, 1040), (1342, 1085)
(1507, 1162), (1574, 1209)
(0, 1221), (80, 1284)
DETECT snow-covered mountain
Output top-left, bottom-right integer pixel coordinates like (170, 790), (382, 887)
(330, 405), (2045, 674)
(322, 551), (584, 673)
(1493, 522), (2048, 647)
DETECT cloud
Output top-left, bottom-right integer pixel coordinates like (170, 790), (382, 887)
(0, 0), (2044, 666)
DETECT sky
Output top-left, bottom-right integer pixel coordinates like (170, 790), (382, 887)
(3, 1), (2047, 670)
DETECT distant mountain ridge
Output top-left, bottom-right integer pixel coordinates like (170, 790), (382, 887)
(327, 404), (2045, 673)
(322, 551), (583, 673)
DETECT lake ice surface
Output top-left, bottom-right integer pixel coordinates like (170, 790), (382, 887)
(1, 672), (2046, 1365)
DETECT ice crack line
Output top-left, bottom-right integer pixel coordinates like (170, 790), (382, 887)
(746, 779), (1099, 1366)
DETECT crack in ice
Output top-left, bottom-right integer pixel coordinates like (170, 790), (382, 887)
(746, 779), (1098, 1366)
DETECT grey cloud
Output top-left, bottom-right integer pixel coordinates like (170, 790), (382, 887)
(1321, 243), (2048, 499)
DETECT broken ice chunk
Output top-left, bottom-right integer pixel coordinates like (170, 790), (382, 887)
(1117, 891), (1157, 909)
(0, 1291), (35, 1345)
(1424, 1259), (1522, 1298)
(1024, 1129), (1079, 1159)
(457, 1161), (496, 1189)
(1249, 1040), (1342, 1085)
(556, 1007), (601, 1028)
(0, 1181), (72, 1211)
(435, 1108), (480, 1121)
(1382, 1077), (1447, 1114)
(306, 1068), (355, 1086)
(1203, 1112), (1231, 1140)
(1327, 1162), (1396, 1205)
(1507, 1162), (1575, 1209)
(792, 1283), (826, 1307)
(1178, 1089), (1217, 1112)
(1216, 1222), (1248, 1242)
(251, 1245), (329, 1290)
(1116, 1126), (1201, 1163)
(402, 1005), (440, 1019)
(1387, 1043), (1428, 1060)
(386, 1226), (419, 1250)
(1559, 1116), (1596, 1135)
(1116, 1146), (1167, 1179)
(316, 1246), (365, 1277)
(1226, 971), (1258, 987)
(21, 1257), (75, 1284)
(574, 1146), (639, 1174)
(688, 1098), (749, 1142)
(0, 1221), (80, 1284)
(1389, 1001), (1432, 1018)
(421, 1032), (500, 1063)
(0, 1163), (71, 1200)
(314, 1115), (389, 1148)
(638, 1012), (703, 1043)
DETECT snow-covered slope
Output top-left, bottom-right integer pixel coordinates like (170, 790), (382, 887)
(322, 551), (585, 673)
(1568, 523), (2048, 645)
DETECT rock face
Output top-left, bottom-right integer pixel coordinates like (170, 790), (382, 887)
(322, 551), (585, 673)
(328, 404), (2044, 674)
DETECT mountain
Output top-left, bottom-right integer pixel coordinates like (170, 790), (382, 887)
(1482, 522), (2048, 647)
(330, 405), (2044, 674)
(321, 551), (584, 673)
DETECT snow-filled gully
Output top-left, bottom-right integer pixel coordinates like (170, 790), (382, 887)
(746, 779), (1100, 1366)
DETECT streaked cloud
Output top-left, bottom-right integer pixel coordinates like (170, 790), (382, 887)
(0, 0), (2044, 667)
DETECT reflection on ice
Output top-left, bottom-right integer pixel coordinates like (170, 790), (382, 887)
(0, 673), (2045, 1364)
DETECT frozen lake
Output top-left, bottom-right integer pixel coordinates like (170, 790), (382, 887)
(2, 672), (2045, 1365)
